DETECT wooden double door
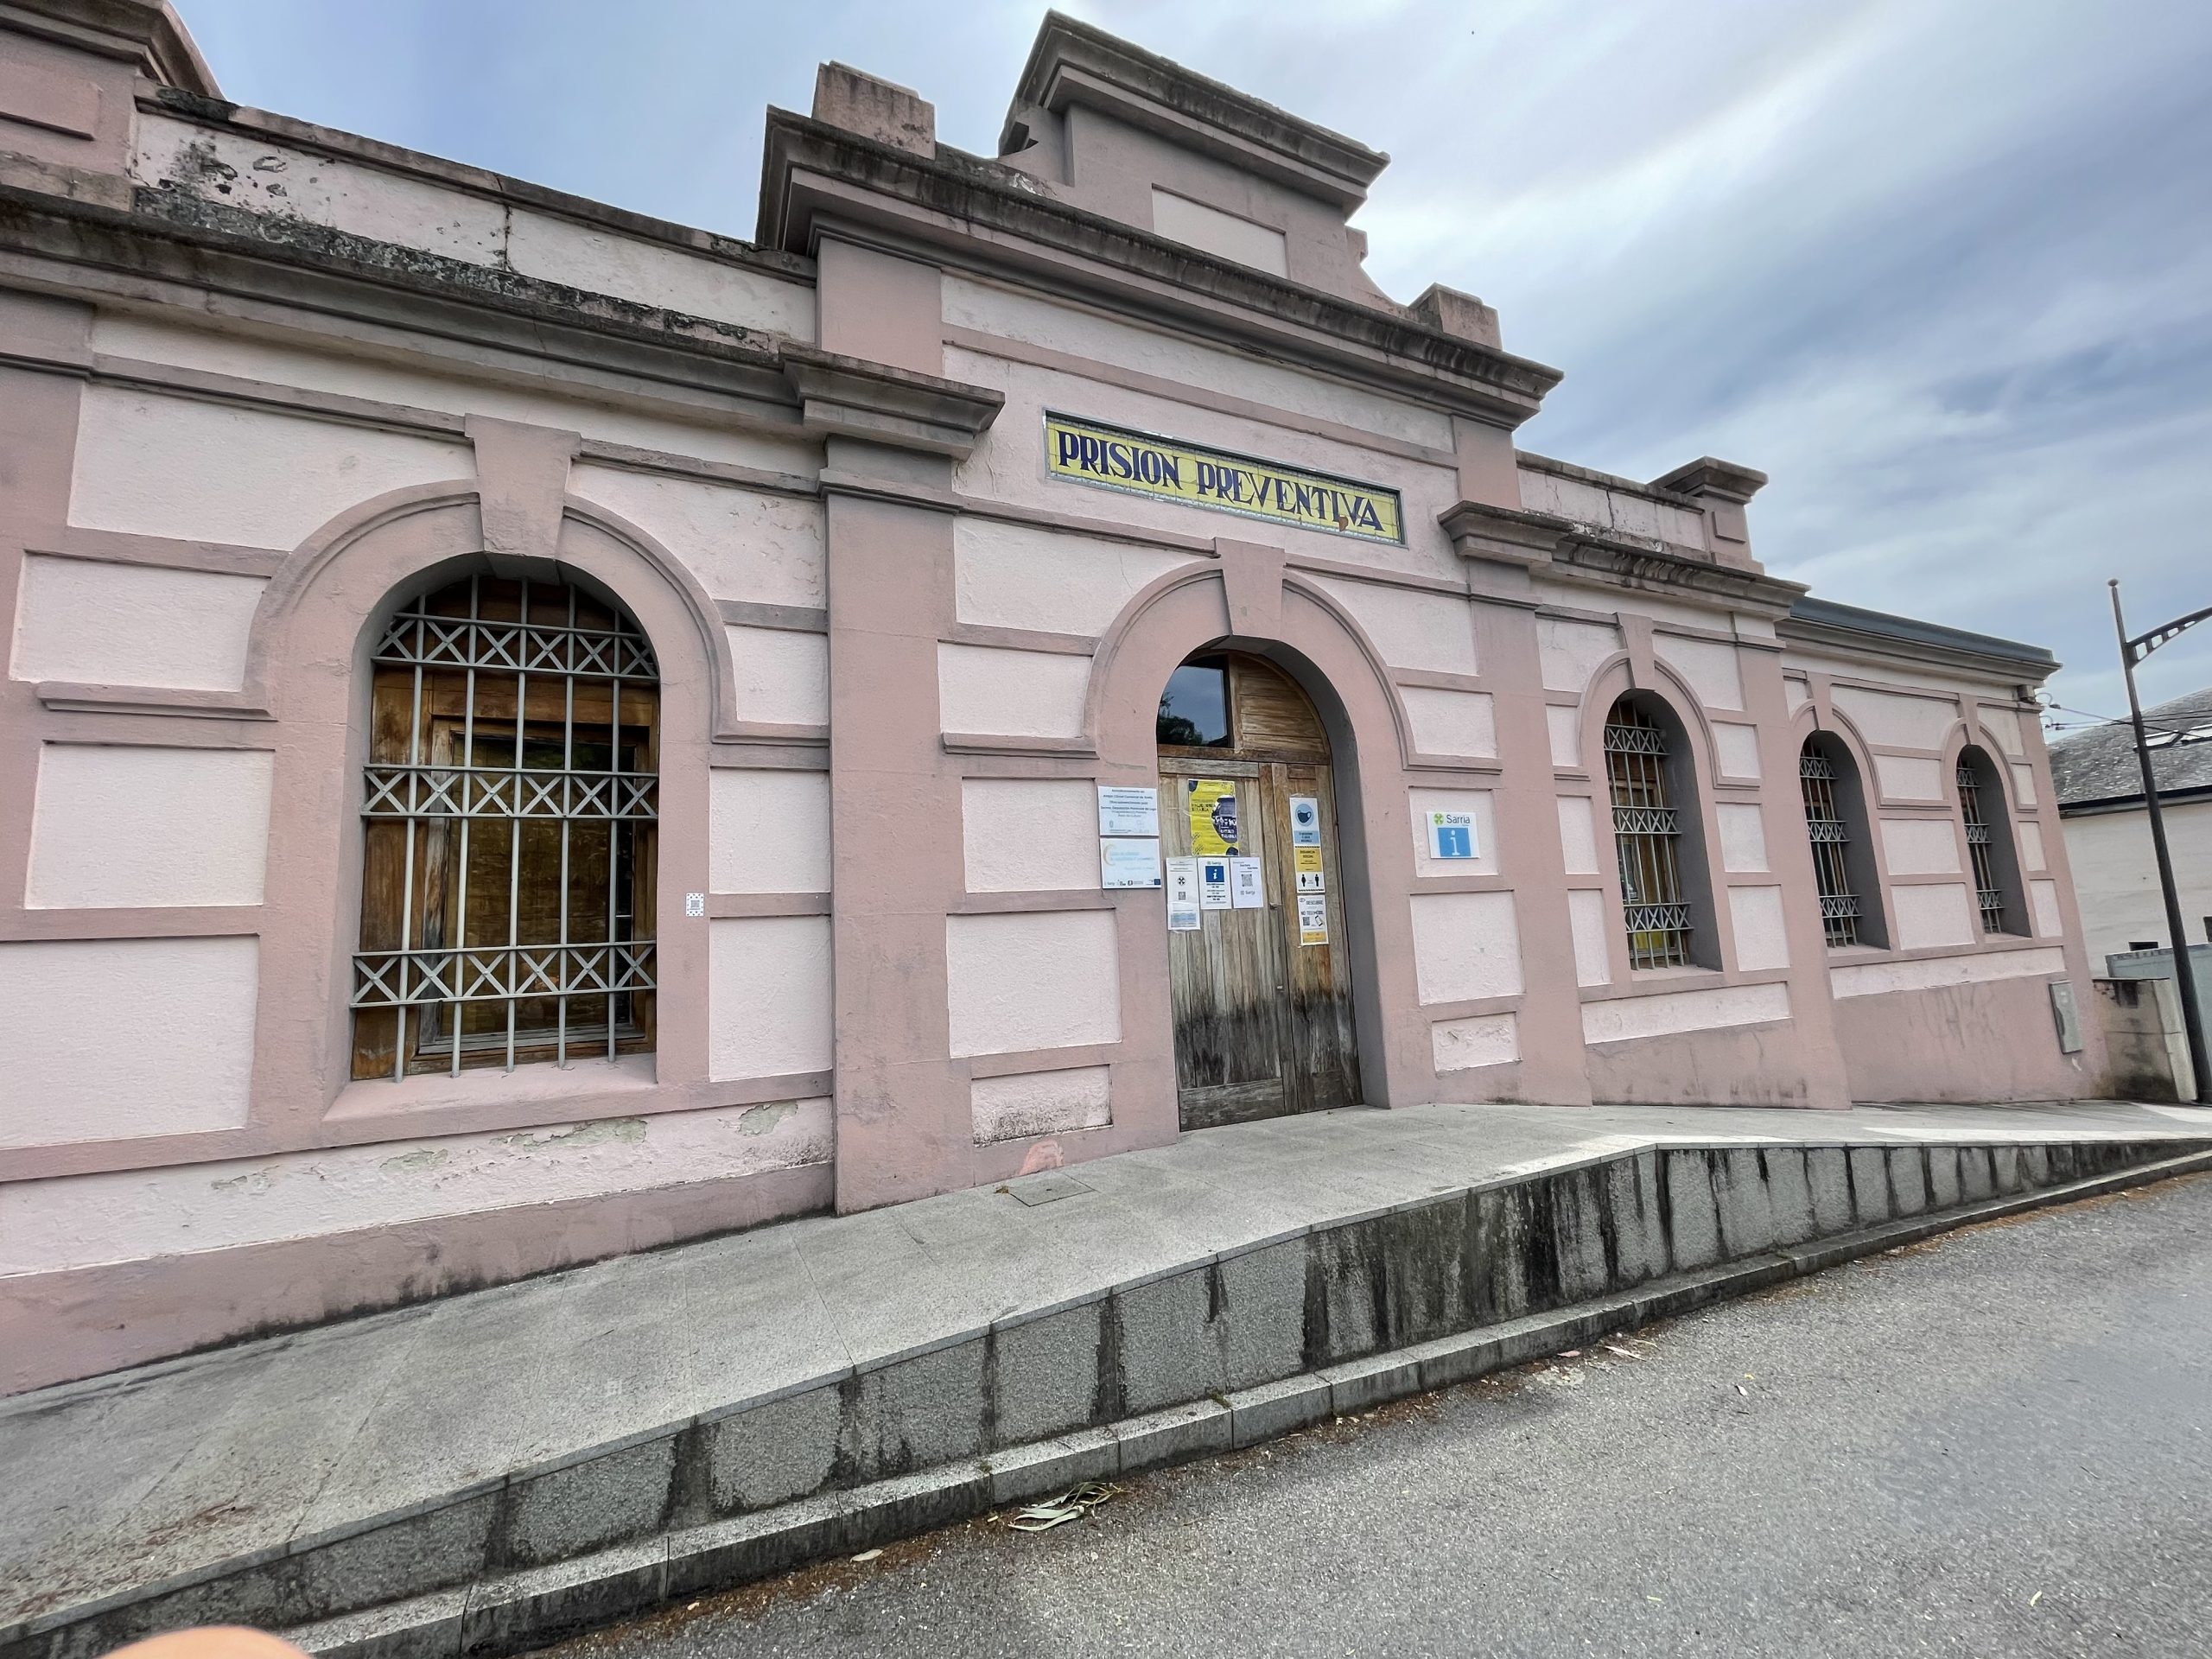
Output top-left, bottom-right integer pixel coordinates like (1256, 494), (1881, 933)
(1157, 652), (1360, 1129)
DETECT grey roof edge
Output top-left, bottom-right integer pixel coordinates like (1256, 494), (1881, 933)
(1782, 595), (2058, 676)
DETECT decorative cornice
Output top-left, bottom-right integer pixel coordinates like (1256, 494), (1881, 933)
(780, 345), (1003, 458)
(757, 112), (1561, 429)
(1438, 499), (1568, 569)
(0, 182), (797, 416)
(1003, 11), (1388, 209)
(1781, 596), (2058, 683)
(1549, 532), (1808, 616)
(1651, 456), (1767, 504)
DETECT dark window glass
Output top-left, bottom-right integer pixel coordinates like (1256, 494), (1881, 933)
(1158, 658), (1232, 748)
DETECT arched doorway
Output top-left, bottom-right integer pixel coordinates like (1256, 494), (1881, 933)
(1156, 649), (1359, 1128)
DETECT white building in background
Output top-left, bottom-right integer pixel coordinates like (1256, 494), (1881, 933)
(2049, 687), (2212, 966)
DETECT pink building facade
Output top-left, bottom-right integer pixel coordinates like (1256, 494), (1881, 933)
(0, 4), (2107, 1391)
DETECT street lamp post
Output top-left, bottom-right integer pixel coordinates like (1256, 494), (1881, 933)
(2107, 580), (2212, 1103)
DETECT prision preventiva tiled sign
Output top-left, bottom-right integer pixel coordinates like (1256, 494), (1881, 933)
(1044, 411), (1405, 545)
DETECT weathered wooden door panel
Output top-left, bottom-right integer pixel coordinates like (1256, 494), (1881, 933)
(1161, 759), (1287, 1122)
(1159, 653), (1359, 1130)
(1268, 762), (1358, 1114)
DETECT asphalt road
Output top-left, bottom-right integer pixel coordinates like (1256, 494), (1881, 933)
(543, 1170), (2212, 1658)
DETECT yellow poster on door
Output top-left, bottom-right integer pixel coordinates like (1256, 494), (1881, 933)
(1186, 779), (1240, 855)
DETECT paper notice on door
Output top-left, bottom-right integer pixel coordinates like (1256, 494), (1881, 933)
(1294, 845), (1325, 893)
(1166, 856), (1201, 930)
(1230, 856), (1264, 908)
(1198, 857), (1232, 909)
(1096, 785), (1159, 838)
(1297, 892), (1330, 945)
(1187, 779), (1240, 855)
(1100, 836), (1162, 889)
(1289, 795), (1322, 847)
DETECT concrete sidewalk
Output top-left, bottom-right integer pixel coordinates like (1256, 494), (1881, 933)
(5, 1098), (2210, 1659)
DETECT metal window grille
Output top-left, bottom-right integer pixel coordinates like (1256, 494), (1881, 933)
(1956, 760), (2007, 933)
(1799, 747), (1861, 948)
(1605, 703), (1694, 968)
(350, 574), (660, 1079)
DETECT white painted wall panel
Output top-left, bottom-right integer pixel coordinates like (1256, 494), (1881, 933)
(1982, 706), (2025, 757)
(1876, 754), (1947, 802)
(1432, 1012), (1518, 1073)
(1402, 687), (1496, 759)
(1547, 704), (1582, 768)
(1408, 788), (1498, 876)
(709, 770), (831, 893)
(726, 626), (829, 726)
(938, 644), (1090, 738)
(1891, 883), (1977, 950)
(0, 938), (257, 1148)
(1833, 684), (1956, 749)
(1830, 944), (2066, 1000)
(1313, 577), (1477, 676)
(1150, 188), (1289, 276)
(1716, 802), (1769, 874)
(946, 911), (1122, 1057)
(1568, 888), (1612, 988)
(971, 1066), (1112, 1144)
(1658, 635), (1744, 711)
(2031, 879), (2064, 938)
(1408, 890), (1522, 1004)
(1556, 795), (1599, 875)
(68, 386), (469, 549)
(1728, 885), (1791, 971)
(28, 746), (272, 907)
(1, 1097), (833, 1274)
(1711, 721), (1762, 780)
(1536, 617), (1619, 695)
(954, 518), (1198, 636)
(707, 916), (833, 1079)
(2018, 820), (2047, 873)
(2011, 764), (2038, 808)
(93, 315), (817, 477)
(1880, 817), (1962, 876)
(12, 556), (261, 691)
(963, 779), (1099, 892)
(569, 465), (824, 609)
(1580, 981), (1791, 1045)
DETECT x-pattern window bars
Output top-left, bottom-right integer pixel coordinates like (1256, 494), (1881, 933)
(1800, 746), (1861, 948)
(351, 573), (661, 1080)
(1605, 702), (1694, 969)
(1956, 759), (2007, 934)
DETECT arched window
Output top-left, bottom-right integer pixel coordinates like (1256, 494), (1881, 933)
(1604, 697), (1714, 969)
(350, 572), (660, 1079)
(1798, 734), (1886, 950)
(1955, 745), (2023, 937)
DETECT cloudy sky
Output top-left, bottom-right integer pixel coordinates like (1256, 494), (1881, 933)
(177, 0), (2212, 724)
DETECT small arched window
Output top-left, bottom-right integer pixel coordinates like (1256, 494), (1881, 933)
(350, 572), (660, 1079)
(1955, 745), (2023, 937)
(1604, 697), (1712, 969)
(1798, 734), (1886, 950)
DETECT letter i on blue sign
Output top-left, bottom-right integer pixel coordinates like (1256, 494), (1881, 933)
(1427, 810), (1476, 861)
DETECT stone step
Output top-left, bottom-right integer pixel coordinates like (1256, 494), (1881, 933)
(5, 1132), (2204, 1659)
